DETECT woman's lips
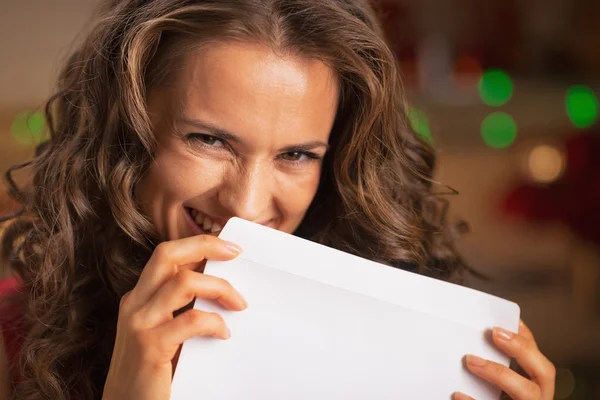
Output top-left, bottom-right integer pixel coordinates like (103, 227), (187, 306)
(184, 207), (207, 236)
(184, 207), (225, 236)
(184, 206), (276, 236)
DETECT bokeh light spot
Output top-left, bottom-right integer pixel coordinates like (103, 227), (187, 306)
(528, 144), (565, 183)
(478, 69), (513, 106)
(554, 368), (576, 400)
(565, 85), (599, 129)
(408, 107), (433, 143)
(481, 112), (517, 149)
(452, 56), (483, 90)
(10, 111), (47, 146)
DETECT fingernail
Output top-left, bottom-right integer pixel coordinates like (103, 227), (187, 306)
(453, 392), (472, 400)
(466, 355), (487, 367)
(239, 294), (248, 308)
(224, 241), (242, 255)
(224, 327), (231, 339)
(494, 327), (513, 342)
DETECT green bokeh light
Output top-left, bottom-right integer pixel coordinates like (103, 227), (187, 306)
(478, 69), (513, 106)
(408, 107), (433, 143)
(565, 85), (599, 129)
(10, 111), (47, 146)
(481, 112), (517, 149)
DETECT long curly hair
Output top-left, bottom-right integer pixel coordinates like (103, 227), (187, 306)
(1, 0), (466, 398)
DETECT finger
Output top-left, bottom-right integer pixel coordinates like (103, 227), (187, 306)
(465, 355), (541, 400)
(148, 309), (230, 363)
(129, 235), (242, 308)
(492, 327), (556, 399)
(141, 270), (248, 326)
(453, 392), (474, 400)
(518, 320), (538, 349)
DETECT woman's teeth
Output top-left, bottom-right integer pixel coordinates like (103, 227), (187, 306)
(190, 209), (222, 233)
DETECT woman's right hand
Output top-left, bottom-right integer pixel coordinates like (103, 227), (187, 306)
(102, 235), (247, 400)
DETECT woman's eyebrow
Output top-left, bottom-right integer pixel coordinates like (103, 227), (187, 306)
(177, 115), (329, 151)
(177, 116), (242, 143)
(280, 142), (329, 153)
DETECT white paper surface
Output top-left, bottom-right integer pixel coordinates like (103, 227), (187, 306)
(171, 217), (520, 400)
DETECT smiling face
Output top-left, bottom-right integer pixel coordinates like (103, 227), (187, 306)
(135, 41), (339, 240)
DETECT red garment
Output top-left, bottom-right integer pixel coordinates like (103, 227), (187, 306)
(0, 275), (24, 386)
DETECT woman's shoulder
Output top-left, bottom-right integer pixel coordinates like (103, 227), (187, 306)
(0, 274), (23, 319)
(0, 274), (21, 296)
(0, 273), (25, 340)
(0, 274), (25, 388)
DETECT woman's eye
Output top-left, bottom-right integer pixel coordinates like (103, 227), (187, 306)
(187, 133), (225, 147)
(280, 151), (305, 161)
(278, 151), (321, 164)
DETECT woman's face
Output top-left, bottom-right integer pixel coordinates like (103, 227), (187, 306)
(136, 41), (339, 240)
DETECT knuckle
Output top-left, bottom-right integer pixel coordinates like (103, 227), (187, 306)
(128, 311), (147, 332)
(119, 291), (133, 311)
(186, 310), (224, 330)
(193, 234), (211, 247)
(206, 277), (235, 301)
(488, 362), (507, 378)
(207, 311), (225, 326)
(543, 361), (556, 381)
(173, 269), (194, 287)
(173, 270), (198, 299)
(185, 310), (207, 326)
(197, 234), (211, 243)
(154, 241), (174, 261)
(527, 382), (542, 399)
(215, 276), (234, 292)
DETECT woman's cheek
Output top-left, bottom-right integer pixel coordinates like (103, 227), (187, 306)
(274, 168), (321, 211)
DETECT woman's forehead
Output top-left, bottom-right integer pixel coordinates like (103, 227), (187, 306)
(151, 41), (339, 146)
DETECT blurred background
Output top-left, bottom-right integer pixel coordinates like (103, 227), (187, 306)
(1, 0), (599, 398)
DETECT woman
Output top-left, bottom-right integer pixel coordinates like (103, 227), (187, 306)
(0, 0), (555, 399)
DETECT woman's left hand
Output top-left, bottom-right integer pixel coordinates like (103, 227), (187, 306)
(453, 320), (555, 400)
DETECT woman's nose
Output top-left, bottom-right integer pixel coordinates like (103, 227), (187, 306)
(217, 163), (271, 222)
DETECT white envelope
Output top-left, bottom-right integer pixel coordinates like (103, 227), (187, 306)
(171, 217), (520, 400)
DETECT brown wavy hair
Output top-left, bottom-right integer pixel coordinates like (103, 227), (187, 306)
(1, 0), (466, 398)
